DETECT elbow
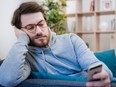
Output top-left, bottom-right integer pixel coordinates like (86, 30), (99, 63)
(0, 77), (20, 87)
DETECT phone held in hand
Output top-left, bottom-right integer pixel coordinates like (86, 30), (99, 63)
(88, 62), (102, 81)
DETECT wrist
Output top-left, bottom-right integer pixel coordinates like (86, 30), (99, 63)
(18, 33), (30, 45)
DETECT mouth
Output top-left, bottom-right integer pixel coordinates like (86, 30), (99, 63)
(35, 36), (46, 40)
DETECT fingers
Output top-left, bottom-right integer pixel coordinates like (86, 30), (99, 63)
(86, 79), (111, 87)
(14, 27), (25, 38)
(93, 69), (109, 80)
(86, 69), (111, 87)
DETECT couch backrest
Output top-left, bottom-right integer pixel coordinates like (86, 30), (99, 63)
(94, 49), (116, 78)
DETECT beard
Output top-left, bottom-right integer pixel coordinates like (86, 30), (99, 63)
(29, 33), (50, 48)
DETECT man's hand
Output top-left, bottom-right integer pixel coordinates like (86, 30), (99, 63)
(86, 69), (111, 87)
(14, 27), (26, 38)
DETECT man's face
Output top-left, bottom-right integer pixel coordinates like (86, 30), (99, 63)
(21, 12), (50, 47)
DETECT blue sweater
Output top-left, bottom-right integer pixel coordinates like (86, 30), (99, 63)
(0, 31), (112, 87)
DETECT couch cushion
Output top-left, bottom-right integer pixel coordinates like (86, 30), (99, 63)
(31, 72), (87, 82)
(94, 49), (116, 78)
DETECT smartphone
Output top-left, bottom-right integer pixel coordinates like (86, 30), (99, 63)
(88, 63), (102, 81)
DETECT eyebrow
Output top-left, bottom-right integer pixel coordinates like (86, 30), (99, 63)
(28, 20), (45, 25)
(38, 20), (45, 24)
(22, 20), (45, 28)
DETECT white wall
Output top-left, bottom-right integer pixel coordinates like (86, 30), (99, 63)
(0, 0), (18, 59)
(0, 0), (44, 60)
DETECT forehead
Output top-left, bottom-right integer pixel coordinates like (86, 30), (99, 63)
(21, 12), (44, 26)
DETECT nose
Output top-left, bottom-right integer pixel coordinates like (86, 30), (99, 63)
(35, 26), (42, 34)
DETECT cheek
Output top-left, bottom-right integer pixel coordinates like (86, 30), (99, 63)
(45, 28), (50, 35)
(22, 30), (34, 37)
(22, 29), (29, 35)
(27, 34), (35, 40)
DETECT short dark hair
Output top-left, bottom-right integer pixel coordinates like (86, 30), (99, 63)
(11, 1), (46, 29)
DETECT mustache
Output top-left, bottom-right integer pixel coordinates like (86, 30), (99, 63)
(33, 33), (47, 39)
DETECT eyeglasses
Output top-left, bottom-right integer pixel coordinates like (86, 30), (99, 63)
(21, 20), (47, 33)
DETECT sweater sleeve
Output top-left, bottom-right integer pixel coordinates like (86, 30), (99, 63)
(70, 33), (113, 80)
(0, 33), (31, 87)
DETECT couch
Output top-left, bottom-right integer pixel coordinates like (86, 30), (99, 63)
(0, 49), (116, 87)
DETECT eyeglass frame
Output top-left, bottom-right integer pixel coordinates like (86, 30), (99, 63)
(21, 20), (47, 33)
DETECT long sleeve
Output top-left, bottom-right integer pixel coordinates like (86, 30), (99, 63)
(0, 33), (31, 87)
(70, 33), (113, 79)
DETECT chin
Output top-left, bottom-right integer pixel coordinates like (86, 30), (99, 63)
(34, 42), (48, 48)
(36, 44), (46, 48)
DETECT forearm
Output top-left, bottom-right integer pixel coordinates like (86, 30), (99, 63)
(71, 34), (113, 80)
(0, 33), (31, 87)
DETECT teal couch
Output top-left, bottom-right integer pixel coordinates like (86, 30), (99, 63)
(18, 49), (116, 87)
(0, 49), (116, 87)
(30, 49), (116, 80)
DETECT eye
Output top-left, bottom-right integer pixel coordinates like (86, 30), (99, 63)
(38, 21), (46, 27)
(26, 24), (35, 30)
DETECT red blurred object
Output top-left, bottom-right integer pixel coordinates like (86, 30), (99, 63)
(90, 0), (95, 12)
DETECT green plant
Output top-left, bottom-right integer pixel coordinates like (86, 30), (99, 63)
(43, 0), (67, 33)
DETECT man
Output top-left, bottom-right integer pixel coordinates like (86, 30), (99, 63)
(0, 1), (112, 87)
